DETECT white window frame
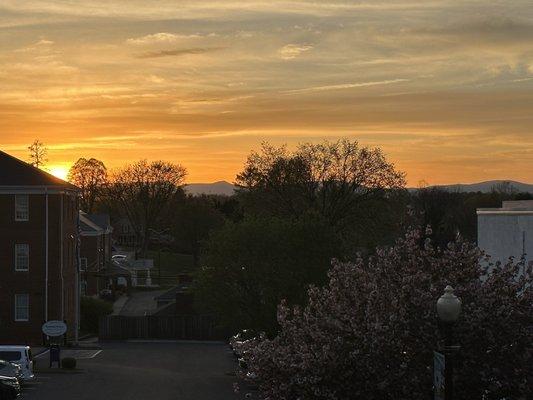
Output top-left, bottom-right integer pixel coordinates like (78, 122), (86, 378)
(14, 294), (29, 322)
(80, 257), (88, 271)
(15, 244), (29, 272)
(15, 195), (29, 221)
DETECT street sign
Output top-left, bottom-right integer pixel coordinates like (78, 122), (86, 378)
(42, 320), (67, 337)
(434, 351), (445, 400)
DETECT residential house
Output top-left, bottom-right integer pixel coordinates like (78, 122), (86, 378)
(0, 150), (79, 344)
(477, 200), (533, 266)
(79, 212), (113, 296)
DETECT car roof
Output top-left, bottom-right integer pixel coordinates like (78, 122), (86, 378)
(0, 346), (30, 350)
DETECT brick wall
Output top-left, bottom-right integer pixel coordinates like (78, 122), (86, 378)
(0, 192), (78, 345)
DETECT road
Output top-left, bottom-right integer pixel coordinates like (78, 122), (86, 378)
(23, 342), (244, 400)
(119, 290), (167, 316)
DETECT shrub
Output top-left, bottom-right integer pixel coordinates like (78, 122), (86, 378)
(244, 225), (532, 400)
(80, 296), (113, 334)
(61, 357), (76, 369)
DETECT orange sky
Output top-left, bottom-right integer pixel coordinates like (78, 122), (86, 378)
(1, 1), (532, 184)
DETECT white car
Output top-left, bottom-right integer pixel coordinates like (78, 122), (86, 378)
(0, 346), (34, 381)
(112, 254), (127, 261)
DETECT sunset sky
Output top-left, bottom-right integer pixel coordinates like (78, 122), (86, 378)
(1, 1), (532, 184)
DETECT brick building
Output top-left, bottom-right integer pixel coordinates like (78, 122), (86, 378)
(0, 150), (79, 345)
(80, 212), (113, 296)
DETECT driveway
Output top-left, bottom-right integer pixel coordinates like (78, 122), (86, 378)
(23, 342), (245, 400)
(119, 289), (167, 316)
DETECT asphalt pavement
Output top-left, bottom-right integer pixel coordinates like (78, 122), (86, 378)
(22, 341), (245, 400)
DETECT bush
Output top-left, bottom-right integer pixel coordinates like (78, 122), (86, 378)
(61, 357), (76, 369)
(80, 296), (113, 334)
(196, 215), (341, 334)
(244, 225), (532, 400)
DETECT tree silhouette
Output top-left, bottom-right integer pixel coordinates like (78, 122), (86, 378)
(68, 158), (108, 213)
(27, 139), (48, 168)
(106, 160), (187, 257)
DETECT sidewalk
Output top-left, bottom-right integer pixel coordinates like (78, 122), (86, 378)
(34, 336), (101, 360)
(111, 294), (129, 315)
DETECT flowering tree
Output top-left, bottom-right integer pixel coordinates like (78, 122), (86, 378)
(243, 226), (532, 400)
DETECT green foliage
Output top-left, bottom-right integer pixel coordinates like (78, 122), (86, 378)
(147, 250), (194, 285)
(195, 215), (341, 334)
(411, 187), (533, 245)
(61, 357), (76, 369)
(171, 195), (226, 267)
(80, 296), (113, 334)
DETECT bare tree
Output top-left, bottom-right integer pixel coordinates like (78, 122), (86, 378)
(27, 139), (48, 168)
(68, 158), (108, 213)
(107, 160), (187, 257)
(236, 139), (406, 230)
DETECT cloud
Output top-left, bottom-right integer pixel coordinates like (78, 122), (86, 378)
(282, 79), (409, 94)
(135, 47), (222, 58)
(279, 44), (313, 59)
(15, 38), (55, 53)
(126, 32), (203, 45)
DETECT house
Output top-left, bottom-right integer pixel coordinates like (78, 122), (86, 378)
(79, 212), (113, 296)
(0, 150), (79, 345)
(477, 200), (533, 265)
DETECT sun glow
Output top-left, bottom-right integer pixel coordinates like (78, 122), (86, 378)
(48, 165), (70, 181)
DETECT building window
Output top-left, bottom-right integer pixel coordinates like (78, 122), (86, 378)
(15, 195), (29, 221)
(15, 244), (29, 271)
(80, 257), (88, 271)
(14, 294), (29, 321)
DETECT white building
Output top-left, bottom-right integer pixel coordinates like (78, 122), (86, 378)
(477, 200), (533, 265)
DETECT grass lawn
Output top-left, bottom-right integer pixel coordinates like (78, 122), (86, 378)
(146, 250), (194, 286)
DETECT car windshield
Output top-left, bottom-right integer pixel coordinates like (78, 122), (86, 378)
(0, 352), (21, 362)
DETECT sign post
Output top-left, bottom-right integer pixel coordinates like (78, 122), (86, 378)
(42, 321), (67, 368)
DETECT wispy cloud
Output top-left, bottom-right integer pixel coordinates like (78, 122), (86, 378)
(282, 79), (409, 94)
(126, 32), (205, 45)
(135, 47), (222, 58)
(279, 44), (313, 60)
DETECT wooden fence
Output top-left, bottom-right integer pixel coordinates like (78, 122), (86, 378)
(99, 315), (226, 341)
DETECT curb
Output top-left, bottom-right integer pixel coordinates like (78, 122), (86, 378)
(124, 339), (226, 344)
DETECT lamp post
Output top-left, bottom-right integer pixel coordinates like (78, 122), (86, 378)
(436, 285), (461, 400)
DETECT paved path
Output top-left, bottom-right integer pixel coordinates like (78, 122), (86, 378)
(23, 342), (244, 400)
(111, 295), (129, 315)
(119, 290), (166, 316)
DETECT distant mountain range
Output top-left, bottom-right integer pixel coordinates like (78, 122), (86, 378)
(428, 180), (533, 193)
(184, 180), (533, 196)
(184, 181), (237, 196)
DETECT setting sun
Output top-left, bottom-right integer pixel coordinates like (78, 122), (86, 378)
(48, 165), (70, 181)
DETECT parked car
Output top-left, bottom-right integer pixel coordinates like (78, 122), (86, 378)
(112, 254), (127, 261)
(0, 346), (34, 382)
(0, 361), (22, 384)
(0, 375), (20, 400)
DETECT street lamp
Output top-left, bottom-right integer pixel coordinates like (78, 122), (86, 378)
(436, 285), (461, 400)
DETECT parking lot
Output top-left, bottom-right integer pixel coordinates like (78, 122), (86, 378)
(21, 342), (243, 400)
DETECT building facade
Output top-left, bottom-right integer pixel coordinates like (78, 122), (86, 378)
(0, 150), (79, 345)
(80, 212), (113, 296)
(477, 200), (533, 266)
